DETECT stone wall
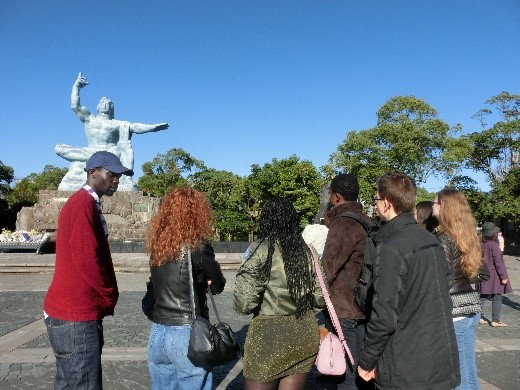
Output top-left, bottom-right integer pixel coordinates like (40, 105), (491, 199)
(17, 190), (161, 241)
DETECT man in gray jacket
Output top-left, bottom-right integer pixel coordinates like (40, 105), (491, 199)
(358, 172), (460, 389)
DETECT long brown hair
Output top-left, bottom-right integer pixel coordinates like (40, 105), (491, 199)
(436, 189), (480, 277)
(145, 187), (214, 267)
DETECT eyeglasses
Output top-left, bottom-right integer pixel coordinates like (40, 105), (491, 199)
(372, 197), (383, 204)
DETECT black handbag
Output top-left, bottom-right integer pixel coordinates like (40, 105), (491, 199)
(186, 248), (240, 368)
(142, 277), (155, 321)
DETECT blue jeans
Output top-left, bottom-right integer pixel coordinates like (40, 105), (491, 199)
(147, 322), (212, 390)
(44, 316), (104, 390)
(453, 313), (481, 390)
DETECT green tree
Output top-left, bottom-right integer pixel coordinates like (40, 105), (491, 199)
(467, 92), (520, 228)
(7, 165), (67, 206)
(191, 169), (250, 241)
(469, 91), (519, 182)
(0, 161), (14, 230)
(326, 96), (470, 201)
(137, 148), (206, 197)
(245, 155), (325, 232)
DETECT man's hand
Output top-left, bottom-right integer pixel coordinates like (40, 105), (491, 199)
(75, 72), (89, 88)
(357, 366), (376, 382)
(501, 278), (508, 285)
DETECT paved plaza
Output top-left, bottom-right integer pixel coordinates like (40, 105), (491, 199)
(1, 252), (519, 389)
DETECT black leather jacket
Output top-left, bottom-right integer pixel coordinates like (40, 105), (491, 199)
(436, 232), (475, 295)
(150, 243), (226, 325)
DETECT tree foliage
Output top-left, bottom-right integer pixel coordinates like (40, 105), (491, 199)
(191, 169), (250, 241)
(466, 91), (520, 227)
(0, 161), (14, 230)
(468, 91), (520, 182)
(137, 148), (206, 197)
(7, 165), (67, 207)
(326, 96), (470, 201)
(0, 160), (14, 199)
(246, 155), (325, 230)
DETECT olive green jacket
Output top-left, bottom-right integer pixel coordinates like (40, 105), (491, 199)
(233, 240), (325, 316)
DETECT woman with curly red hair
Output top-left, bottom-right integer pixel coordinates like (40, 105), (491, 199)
(145, 187), (226, 390)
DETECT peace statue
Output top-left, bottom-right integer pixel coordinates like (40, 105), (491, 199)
(56, 73), (169, 191)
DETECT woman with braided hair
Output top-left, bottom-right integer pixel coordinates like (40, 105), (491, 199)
(234, 197), (325, 389)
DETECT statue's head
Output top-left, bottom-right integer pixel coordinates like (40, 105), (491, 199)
(97, 97), (114, 118)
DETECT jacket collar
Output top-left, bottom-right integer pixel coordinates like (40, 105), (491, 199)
(373, 212), (416, 244)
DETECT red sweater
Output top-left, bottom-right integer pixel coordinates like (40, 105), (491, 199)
(44, 189), (119, 321)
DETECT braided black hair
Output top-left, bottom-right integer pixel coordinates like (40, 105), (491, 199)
(258, 197), (317, 317)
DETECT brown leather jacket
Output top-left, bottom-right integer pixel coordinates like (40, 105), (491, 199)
(321, 201), (372, 319)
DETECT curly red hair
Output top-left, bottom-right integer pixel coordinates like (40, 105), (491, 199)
(145, 187), (214, 267)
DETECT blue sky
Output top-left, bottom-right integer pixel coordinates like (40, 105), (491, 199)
(1, 1), (519, 192)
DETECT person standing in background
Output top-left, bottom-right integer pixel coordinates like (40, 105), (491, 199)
(479, 222), (513, 327)
(414, 200), (437, 232)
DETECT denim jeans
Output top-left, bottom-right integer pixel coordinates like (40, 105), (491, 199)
(147, 322), (212, 390)
(317, 317), (372, 390)
(44, 316), (104, 390)
(453, 312), (481, 390)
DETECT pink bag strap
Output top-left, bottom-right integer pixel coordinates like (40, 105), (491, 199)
(309, 245), (354, 366)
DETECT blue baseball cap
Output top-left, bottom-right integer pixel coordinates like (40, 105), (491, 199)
(84, 151), (134, 176)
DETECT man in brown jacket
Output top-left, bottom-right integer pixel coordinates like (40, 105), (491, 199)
(320, 173), (373, 390)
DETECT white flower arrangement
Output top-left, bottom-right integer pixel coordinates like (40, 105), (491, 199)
(0, 228), (49, 244)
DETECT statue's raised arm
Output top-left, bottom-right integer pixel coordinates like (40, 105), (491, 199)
(71, 72), (91, 122)
(129, 122), (169, 135)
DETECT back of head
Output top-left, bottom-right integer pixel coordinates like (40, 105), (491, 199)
(415, 201), (433, 225)
(481, 221), (500, 241)
(436, 188), (480, 276)
(258, 197), (316, 317)
(377, 171), (416, 214)
(146, 187), (213, 266)
(259, 197), (300, 241)
(329, 173), (359, 202)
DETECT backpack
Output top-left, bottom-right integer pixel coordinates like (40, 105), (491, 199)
(338, 212), (378, 315)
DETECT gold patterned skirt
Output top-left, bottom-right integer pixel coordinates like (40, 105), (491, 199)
(242, 311), (320, 382)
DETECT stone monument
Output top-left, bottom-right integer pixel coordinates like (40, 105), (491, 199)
(56, 72), (168, 191)
(16, 73), (169, 245)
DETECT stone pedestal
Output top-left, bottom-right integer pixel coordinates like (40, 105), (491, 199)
(17, 190), (160, 241)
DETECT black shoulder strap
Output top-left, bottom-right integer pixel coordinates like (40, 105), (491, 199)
(339, 211), (373, 233)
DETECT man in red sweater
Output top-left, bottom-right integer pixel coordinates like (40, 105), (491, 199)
(43, 151), (133, 389)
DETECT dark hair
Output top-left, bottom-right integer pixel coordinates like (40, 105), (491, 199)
(377, 172), (416, 214)
(257, 197), (317, 317)
(329, 173), (359, 201)
(415, 201), (437, 232)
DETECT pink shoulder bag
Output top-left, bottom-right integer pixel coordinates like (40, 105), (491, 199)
(310, 246), (354, 376)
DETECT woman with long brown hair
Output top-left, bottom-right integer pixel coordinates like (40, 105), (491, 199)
(145, 187), (226, 390)
(433, 189), (482, 390)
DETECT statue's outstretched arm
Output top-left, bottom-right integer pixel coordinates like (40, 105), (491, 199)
(129, 122), (169, 134)
(71, 72), (91, 122)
